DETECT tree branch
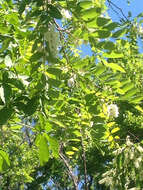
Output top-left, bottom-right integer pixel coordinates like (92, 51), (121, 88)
(53, 19), (71, 66)
(59, 143), (78, 190)
(80, 129), (89, 190)
(107, 0), (129, 21)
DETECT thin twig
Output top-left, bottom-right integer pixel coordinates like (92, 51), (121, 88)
(107, 0), (129, 21)
(80, 129), (88, 190)
(108, 3), (123, 21)
(53, 19), (70, 66)
(128, 130), (140, 142)
(12, 122), (33, 129)
(53, 20), (71, 34)
(59, 143), (78, 190)
(88, 176), (93, 190)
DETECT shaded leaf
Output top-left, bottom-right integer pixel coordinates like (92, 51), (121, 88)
(103, 41), (115, 50)
(112, 28), (126, 38)
(24, 96), (39, 116)
(96, 30), (111, 38)
(3, 84), (12, 103)
(7, 78), (25, 90)
(0, 106), (13, 125)
(96, 17), (111, 27)
(48, 5), (62, 19)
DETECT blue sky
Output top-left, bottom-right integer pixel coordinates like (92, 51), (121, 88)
(80, 0), (143, 57)
(109, 0), (143, 20)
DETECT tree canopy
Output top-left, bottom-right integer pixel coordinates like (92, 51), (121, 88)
(0, 0), (143, 189)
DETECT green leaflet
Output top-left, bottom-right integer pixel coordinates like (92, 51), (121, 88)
(92, 124), (106, 139)
(111, 127), (120, 134)
(0, 38), (11, 53)
(15, 96), (39, 116)
(48, 5), (62, 19)
(119, 88), (138, 100)
(97, 41), (115, 50)
(30, 52), (44, 62)
(121, 82), (134, 93)
(47, 68), (62, 77)
(0, 106), (13, 125)
(79, 1), (92, 9)
(0, 25), (10, 34)
(0, 150), (10, 171)
(45, 122), (52, 132)
(95, 30), (111, 39)
(0, 86), (5, 103)
(18, 0), (27, 15)
(103, 22), (119, 31)
(94, 64), (106, 76)
(104, 63), (125, 73)
(50, 119), (65, 128)
(112, 28), (126, 38)
(24, 96), (39, 116)
(103, 52), (124, 58)
(96, 17), (111, 27)
(48, 78), (61, 87)
(7, 78), (25, 90)
(5, 12), (19, 26)
(66, 151), (75, 156)
(129, 96), (143, 104)
(81, 7), (101, 20)
(36, 134), (50, 166)
(103, 41), (116, 50)
(3, 84), (12, 103)
(46, 136), (59, 158)
(87, 19), (98, 28)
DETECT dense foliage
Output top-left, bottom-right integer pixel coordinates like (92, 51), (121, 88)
(0, 0), (143, 189)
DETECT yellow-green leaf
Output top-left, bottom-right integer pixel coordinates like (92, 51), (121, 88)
(111, 127), (120, 134)
(108, 136), (113, 142)
(66, 151), (75, 156)
(107, 122), (115, 128)
(105, 63), (125, 73)
(72, 147), (78, 151)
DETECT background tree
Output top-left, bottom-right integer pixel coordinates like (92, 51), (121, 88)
(0, 0), (143, 189)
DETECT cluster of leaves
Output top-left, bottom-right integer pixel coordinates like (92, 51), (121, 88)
(0, 0), (143, 189)
(99, 137), (143, 190)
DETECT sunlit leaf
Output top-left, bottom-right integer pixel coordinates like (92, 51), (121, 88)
(79, 1), (92, 9)
(103, 52), (124, 58)
(66, 151), (75, 156)
(38, 134), (50, 165)
(4, 55), (12, 67)
(121, 82), (134, 93)
(111, 127), (120, 134)
(81, 8), (100, 20)
(108, 135), (113, 142)
(47, 136), (59, 158)
(105, 63), (125, 73)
